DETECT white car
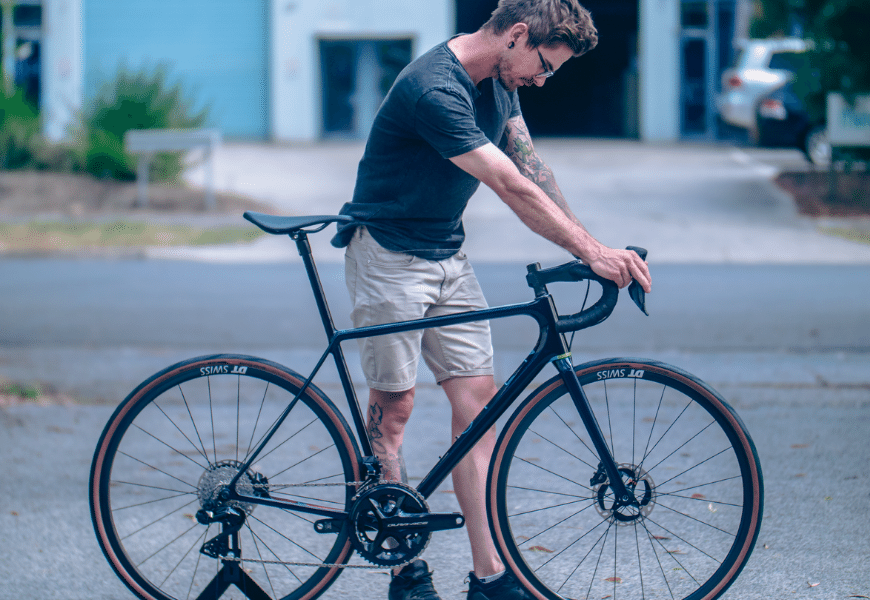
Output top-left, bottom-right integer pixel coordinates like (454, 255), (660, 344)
(716, 38), (810, 141)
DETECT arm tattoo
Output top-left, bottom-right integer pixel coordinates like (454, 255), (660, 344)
(500, 117), (587, 231)
(367, 402), (408, 483)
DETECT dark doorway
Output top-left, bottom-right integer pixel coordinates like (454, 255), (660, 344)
(455, 0), (639, 138)
(320, 38), (413, 139)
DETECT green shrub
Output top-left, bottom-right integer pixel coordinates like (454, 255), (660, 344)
(81, 63), (208, 181)
(0, 88), (41, 169)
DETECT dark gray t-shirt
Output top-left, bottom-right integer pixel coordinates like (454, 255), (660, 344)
(331, 39), (522, 260)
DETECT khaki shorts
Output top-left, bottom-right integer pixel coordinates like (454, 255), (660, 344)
(344, 227), (494, 392)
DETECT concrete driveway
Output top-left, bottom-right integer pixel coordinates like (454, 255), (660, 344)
(177, 139), (870, 265)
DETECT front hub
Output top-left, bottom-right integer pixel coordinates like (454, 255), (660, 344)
(593, 463), (656, 525)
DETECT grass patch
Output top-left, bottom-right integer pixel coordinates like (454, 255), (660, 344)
(819, 227), (870, 246)
(1, 382), (41, 400)
(0, 221), (265, 252)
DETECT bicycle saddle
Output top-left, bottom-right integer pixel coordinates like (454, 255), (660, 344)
(244, 212), (353, 235)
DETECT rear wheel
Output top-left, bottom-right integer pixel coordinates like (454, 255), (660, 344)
(489, 359), (763, 600)
(90, 355), (361, 600)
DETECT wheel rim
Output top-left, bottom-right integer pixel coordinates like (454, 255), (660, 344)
(92, 359), (358, 600)
(494, 363), (760, 600)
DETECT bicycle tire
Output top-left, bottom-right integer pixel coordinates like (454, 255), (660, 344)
(489, 358), (763, 600)
(90, 354), (361, 600)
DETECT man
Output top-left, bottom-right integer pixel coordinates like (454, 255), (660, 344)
(331, 1), (652, 598)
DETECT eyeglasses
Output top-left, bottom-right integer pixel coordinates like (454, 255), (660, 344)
(535, 49), (555, 79)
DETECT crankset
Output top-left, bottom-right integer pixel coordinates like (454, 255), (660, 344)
(318, 482), (465, 567)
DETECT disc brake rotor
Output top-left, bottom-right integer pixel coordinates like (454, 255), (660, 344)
(593, 463), (656, 525)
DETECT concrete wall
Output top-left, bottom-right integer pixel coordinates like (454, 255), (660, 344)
(42, 0), (83, 141)
(638, 0), (680, 141)
(270, 0), (452, 142)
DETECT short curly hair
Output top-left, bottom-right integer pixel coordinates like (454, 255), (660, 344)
(482, 0), (598, 57)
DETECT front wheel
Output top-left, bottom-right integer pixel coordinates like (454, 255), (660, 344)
(90, 355), (361, 600)
(489, 359), (763, 600)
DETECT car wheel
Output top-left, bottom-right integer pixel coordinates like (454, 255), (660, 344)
(804, 126), (831, 167)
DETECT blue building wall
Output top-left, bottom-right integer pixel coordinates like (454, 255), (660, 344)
(84, 0), (268, 139)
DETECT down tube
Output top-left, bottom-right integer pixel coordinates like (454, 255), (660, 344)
(415, 345), (557, 500)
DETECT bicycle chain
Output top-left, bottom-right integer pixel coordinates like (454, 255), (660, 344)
(218, 555), (403, 570)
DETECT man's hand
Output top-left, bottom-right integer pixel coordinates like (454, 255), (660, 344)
(587, 246), (651, 293)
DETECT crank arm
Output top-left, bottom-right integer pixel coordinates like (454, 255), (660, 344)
(314, 512), (465, 535)
(382, 512), (465, 532)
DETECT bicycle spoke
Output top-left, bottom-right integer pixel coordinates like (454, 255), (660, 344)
(136, 522), (200, 568)
(517, 501), (598, 548)
(640, 519), (702, 586)
(111, 479), (195, 495)
(640, 384), (667, 474)
(643, 420), (716, 475)
(121, 498), (198, 541)
(113, 491), (191, 512)
(186, 525), (208, 600)
(270, 444), (336, 481)
(159, 527), (208, 587)
(655, 501), (736, 537)
(645, 515), (723, 564)
(585, 524), (612, 600)
(639, 396), (693, 473)
(604, 379), (616, 458)
(514, 456), (592, 492)
(656, 492), (741, 508)
(634, 520), (646, 600)
(253, 417), (319, 465)
(247, 524), (304, 585)
(132, 423), (208, 470)
(178, 383), (211, 468)
(207, 377), (217, 464)
(248, 513), (325, 562)
(530, 427), (597, 471)
(655, 447), (734, 489)
(116, 451), (198, 490)
(507, 484), (592, 500)
(508, 497), (588, 518)
(548, 405), (599, 463)
(244, 381), (271, 462)
(632, 377), (638, 468)
(666, 475), (742, 496)
(643, 520), (676, 600)
(151, 399), (211, 465)
(236, 375), (241, 463)
(246, 523), (281, 597)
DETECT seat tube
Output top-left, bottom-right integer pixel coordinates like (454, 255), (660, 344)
(552, 355), (632, 502)
(291, 231), (372, 456)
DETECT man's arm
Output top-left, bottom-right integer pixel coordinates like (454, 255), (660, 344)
(450, 132), (651, 291)
(498, 115), (585, 229)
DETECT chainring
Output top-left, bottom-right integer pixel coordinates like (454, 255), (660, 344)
(348, 482), (432, 567)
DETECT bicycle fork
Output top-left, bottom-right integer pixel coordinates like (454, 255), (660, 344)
(552, 356), (637, 508)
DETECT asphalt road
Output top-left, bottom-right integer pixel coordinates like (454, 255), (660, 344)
(0, 259), (868, 599)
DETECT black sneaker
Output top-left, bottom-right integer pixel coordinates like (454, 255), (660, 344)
(466, 570), (535, 600)
(389, 560), (442, 600)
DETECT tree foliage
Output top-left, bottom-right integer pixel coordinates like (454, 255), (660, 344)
(81, 64), (209, 181)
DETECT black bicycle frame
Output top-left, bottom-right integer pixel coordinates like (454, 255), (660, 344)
(226, 230), (632, 515)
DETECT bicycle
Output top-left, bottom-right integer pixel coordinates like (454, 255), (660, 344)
(90, 212), (764, 600)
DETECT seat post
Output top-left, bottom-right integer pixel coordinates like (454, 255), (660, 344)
(292, 231), (337, 338)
